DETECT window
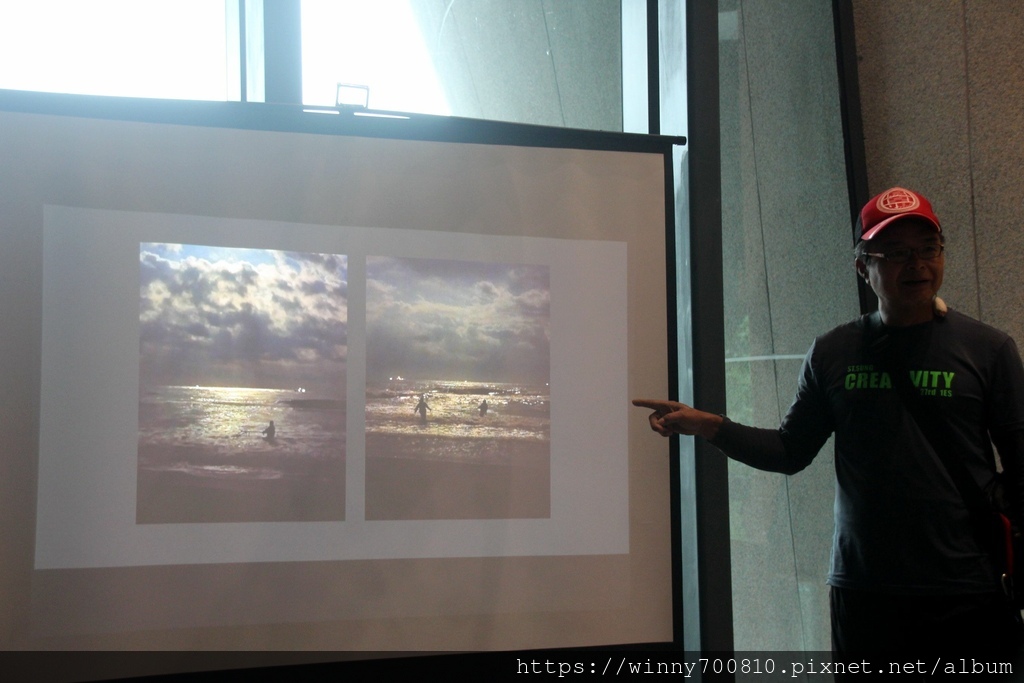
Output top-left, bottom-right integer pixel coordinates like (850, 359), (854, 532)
(0, 0), (232, 101)
(0, 0), (636, 133)
(301, 0), (449, 115)
(301, 0), (628, 131)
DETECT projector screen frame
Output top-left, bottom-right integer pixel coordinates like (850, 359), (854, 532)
(0, 88), (686, 665)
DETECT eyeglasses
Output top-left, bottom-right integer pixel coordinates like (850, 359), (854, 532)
(864, 245), (944, 263)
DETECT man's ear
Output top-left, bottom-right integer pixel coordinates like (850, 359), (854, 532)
(855, 259), (868, 282)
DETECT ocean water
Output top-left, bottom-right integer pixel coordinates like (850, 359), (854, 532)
(138, 385), (345, 482)
(138, 380), (547, 478)
(365, 379), (549, 440)
(364, 379), (551, 519)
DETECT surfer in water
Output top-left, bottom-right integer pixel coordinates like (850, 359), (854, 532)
(262, 420), (276, 442)
(414, 395), (431, 424)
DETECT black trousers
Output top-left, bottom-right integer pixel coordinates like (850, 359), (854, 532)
(830, 586), (1022, 657)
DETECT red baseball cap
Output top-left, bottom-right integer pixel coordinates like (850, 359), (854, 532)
(858, 187), (941, 242)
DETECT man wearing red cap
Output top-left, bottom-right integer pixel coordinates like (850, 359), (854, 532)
(636, 187), (1024, 656)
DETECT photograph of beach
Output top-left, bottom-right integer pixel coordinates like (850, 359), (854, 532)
(137, 243), (347, 524)
(365, 256), (550, 520)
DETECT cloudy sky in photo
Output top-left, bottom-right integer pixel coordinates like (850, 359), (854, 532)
(366, 256), (549, 384)
(139, 243), (347, 395)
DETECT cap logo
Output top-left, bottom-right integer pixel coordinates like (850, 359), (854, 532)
(876, 187), (920, 214)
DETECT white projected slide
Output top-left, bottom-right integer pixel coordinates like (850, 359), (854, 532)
(35, 206), (628, 569)
(3, 102), (672, 651)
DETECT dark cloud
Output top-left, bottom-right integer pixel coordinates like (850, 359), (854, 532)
(366, 256), (549, 383)
(139, 244), (347, 390)
(475, 281), (499, 302)
(301, 280), (328, 296)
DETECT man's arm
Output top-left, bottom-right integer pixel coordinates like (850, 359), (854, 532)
(633, 339), (833, 475)
(631, 399), (822, 475)
(993, 430), (1024, 529)
(983, 335), (1024, 530)
(630, 399), (722, 439)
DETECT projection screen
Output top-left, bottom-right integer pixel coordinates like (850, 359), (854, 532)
(0, 91), (676, 654)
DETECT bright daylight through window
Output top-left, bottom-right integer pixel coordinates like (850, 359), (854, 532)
(301, 0), (450, 114)
(0, 0), (450, 115)
(0, 0), (230, 101)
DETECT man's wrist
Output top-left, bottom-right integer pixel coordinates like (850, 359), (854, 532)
(700, 413), (725, 441)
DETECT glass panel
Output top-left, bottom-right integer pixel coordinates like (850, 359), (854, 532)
(301, 0), (449, 114)
(301, 0), (626, 132)
(0, 0), (231, 101)
(719, 0), (858, 651)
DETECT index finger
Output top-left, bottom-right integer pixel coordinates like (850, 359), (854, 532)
(632, 398), (669, 409)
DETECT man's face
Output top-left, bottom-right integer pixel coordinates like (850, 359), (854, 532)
(858, 218), (944, 318)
